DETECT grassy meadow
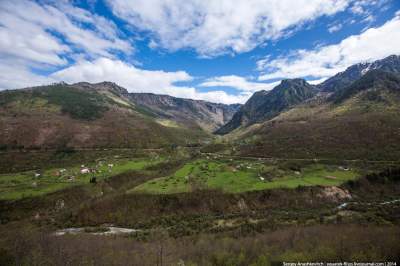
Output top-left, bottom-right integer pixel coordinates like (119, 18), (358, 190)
(131, 158), (359, 194)
(0, 155), (164, 200)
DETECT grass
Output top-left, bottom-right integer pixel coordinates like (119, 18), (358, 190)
(156, 119), (181, 128)
(0, 156), (164, 200)
(131, 158), (359, 194)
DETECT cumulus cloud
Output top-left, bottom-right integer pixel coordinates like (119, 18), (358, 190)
(258, 13), (400, 81)
(0, 1), (131, 65)
(106, 0), (352, 56)
(0, 0), (135, 90)
(200, 75), (279, 92)
(50, 58), (247, 104)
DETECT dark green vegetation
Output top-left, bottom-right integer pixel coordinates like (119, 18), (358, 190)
(32, 84), (109, 120)
(0, 84), (109, 120)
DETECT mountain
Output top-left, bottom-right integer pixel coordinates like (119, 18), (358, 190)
(330, 69), (400, 103)
(0, 82), (229, 150)
(231, 70), (400, 160)
(319, 55), (400, 92)
(73, 81), (240, 132)
(127, 93), (240, 132)
(216, 78), (317, 134)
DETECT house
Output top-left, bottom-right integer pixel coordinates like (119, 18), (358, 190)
(259, 176), (265, 181)
(80, 168), (90, 174)
(34, 173), (41, 178)
(338, 166), (350, 171)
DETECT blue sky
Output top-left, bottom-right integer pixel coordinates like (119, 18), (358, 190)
(0, 0), (399, 103)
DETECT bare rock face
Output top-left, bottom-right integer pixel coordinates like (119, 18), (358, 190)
(317, 186), (352, 202)
(128, 93), (241, 131)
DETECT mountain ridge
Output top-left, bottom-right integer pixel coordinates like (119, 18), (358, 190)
(319, 55), (400, 92)
(0, 82), (229, 150)
(216, 78), (317, 134)
(217, 54), (400, 135)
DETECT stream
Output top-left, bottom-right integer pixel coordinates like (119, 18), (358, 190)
(54, 199), (400, 236)
(337, 198), (400, 210)
(54, 226), (139, 236)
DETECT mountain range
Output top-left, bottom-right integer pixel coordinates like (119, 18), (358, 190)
(0, 82), (238, 149)
(227, 55), (400, 160)
(1, 54), (400, 159)
(217, 54), (400, 135)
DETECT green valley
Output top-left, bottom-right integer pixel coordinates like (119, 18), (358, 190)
(1, 55), (400, 264)
(132, 158), (359, 194)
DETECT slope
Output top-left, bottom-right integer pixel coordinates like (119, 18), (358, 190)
(235, 70), (400, 160)
(0, 83), (208, 150)
(216, 78), (317, 134)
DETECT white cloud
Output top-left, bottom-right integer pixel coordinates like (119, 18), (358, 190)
(258, 13), (400, 81)
(350, 0), (388, 16)
(0, 1), (132, 66)
(0, 60), (54, 90)
(50, 58), (246, 104)
(107, 0), (352, 56)
(200, 75), (279, 92)
(0, 0), (135, 91)
(51, 57), (191, 92)
(328, 23), (343, 33)
(308, 77), (328, 85)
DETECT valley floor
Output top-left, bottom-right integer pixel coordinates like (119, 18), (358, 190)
(0, 148), (399, 264)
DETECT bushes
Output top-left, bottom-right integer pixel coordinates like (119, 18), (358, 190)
(2, 224), (399, 265)
(365, 167), (400, 183)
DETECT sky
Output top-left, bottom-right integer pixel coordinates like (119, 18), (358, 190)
(0, 0), (399, 104)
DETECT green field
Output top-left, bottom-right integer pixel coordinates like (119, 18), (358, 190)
(131, 158), (359, 194)
(0, 156), (164, 200)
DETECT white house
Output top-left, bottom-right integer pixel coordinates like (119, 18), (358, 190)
(80, 168), (90, 174)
